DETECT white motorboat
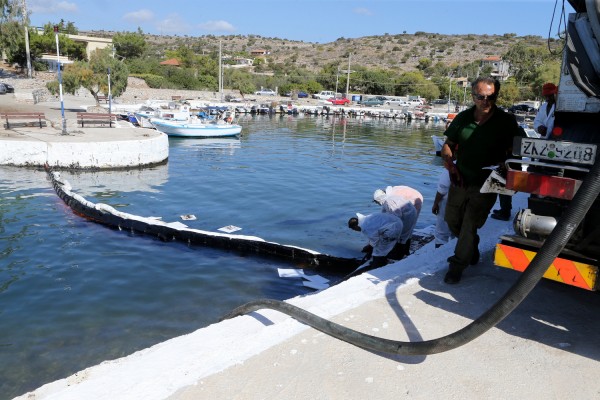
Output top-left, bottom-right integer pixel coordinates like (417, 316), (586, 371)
(150, 117), (242, 137)
(134, 103), (191, 128)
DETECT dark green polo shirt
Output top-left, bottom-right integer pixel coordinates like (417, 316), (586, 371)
(445, 106), (524, 187)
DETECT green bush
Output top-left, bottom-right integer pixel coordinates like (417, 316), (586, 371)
(140, 74), (168, 88)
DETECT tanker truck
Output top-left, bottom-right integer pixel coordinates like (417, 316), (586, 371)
(494, 0), (600, 290)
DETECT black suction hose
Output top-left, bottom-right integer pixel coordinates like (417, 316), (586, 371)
(223, 157), (600, 355)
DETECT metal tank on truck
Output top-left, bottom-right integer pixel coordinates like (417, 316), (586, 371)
(494, 0), (600, 290)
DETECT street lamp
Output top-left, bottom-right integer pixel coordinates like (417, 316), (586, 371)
(54, 25), (67, 134)
(107, 67), (112, 114)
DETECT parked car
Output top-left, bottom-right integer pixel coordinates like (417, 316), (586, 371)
(0, 83), (6, 95)
(313, 91), (338, 100)
(360, 96), (386, 107)
(285, 91), (309, 98)
(385, 99), (410, 106)
(508, 104), (536, 113)
(0, 82), (14, 93)
(327, 97), (350, 105)
(254, 88), (277, 96)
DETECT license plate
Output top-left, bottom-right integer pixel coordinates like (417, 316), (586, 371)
(519, 138), (597, 165)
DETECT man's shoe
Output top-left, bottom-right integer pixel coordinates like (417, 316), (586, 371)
(444, 265), (463, 284)
(490, 212), (510, 221)
(470, 248), (480, 265)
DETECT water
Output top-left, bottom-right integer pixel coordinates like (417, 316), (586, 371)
(0, 115), (445, 399)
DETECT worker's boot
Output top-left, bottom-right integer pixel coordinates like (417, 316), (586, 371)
(387, 242), (405, 260)
(388, 239), (412, 260)
(367, 256), (388, 269)
(402, 239), (411, 258)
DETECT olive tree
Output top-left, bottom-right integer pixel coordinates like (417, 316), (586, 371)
(0, 0), (25, 66)
(47, 47), (129, 104)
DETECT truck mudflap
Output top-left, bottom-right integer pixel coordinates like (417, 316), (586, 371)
(494, 242), (599, 291)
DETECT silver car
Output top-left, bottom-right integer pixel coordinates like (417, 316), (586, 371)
(254, 88), (277, 96)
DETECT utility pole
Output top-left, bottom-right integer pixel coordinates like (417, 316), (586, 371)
(335, 66), (340, 97)
(22, 0), (32, 78)
(345, 53), (352, 98)
(447, 72), (453, 113)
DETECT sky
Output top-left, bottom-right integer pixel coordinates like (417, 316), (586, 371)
(25, 0), (575, 43)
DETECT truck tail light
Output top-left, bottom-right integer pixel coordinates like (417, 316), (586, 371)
(551, 126), (563, 137)
(506, 169), (581, 200)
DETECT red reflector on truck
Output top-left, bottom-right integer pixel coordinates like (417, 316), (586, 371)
(506, 170), (580, 200)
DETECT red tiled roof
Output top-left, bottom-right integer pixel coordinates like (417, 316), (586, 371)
(160, 58), (180, 66)
(483, 56), (501, 61)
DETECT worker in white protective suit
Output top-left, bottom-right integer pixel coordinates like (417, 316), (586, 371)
(348, 212), (404, 269)
(373, 185), (423, 259)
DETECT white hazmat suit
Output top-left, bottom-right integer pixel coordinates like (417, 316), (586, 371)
(373, 185), (423, 245)
(355, 212), (404, 257)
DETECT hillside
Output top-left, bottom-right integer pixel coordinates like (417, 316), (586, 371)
(83, 30), (555, 74)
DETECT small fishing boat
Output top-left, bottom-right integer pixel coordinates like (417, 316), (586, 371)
(150, 117), (242, 137)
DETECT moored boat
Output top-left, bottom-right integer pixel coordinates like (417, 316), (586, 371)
(150, 117), (242, 137)
(135, 103), (191, 128)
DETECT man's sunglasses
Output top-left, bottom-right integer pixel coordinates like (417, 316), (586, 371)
(472, 93), (498, 101)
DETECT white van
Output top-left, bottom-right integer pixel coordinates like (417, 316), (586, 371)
(313, 91), (337, 100)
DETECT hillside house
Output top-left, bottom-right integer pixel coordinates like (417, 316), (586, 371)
(159, 58), (181, 67)
(481, 56), (510, 81)
(250, 49), (270, 56)
(34, 31), (112, 71)
(38, 54), (74, 72)
(222, 55), (254, 68)
(233, 57), (254, 67)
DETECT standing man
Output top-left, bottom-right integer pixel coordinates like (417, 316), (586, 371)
(441, 77), (525, 284)
(534, 82), (557, 138)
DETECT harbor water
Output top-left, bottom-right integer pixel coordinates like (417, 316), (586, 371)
(0, 114), (446, 399)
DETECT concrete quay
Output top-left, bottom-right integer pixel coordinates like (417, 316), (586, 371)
(12, 193), (600, 400)
(0, 92), (168, 169)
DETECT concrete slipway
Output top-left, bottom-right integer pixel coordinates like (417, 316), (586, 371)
(3, 95), (600, 400)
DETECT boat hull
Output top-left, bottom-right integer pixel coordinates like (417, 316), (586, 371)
(151, 119), (242, 137)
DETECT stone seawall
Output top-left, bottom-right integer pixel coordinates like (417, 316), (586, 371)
(1, 73), (244, 104)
